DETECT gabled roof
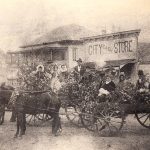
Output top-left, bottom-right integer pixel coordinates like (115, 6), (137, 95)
(23, 24), (95, 47)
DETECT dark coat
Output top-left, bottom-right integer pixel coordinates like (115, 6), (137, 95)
(35, 71), (45, 79)
(136, 77), (145, 90)
(74, 65), (86, 76)
(101, 81), (116, 92)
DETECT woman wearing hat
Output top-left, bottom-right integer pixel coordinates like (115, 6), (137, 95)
(30, 64), (52, 90)
(117, 72), (126, 89)
(117, 72), (134, 95)
(35, 65), (45, 79)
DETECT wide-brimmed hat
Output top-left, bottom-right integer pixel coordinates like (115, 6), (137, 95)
(36, 65), (44, 72)
(76, 58), (82, 63)
(138, 70), (144, 76)
(119, 72), (125, 77)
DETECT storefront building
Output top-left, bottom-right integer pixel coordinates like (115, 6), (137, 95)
(7, 29), (140, 85)
(81, 29), (141, 81)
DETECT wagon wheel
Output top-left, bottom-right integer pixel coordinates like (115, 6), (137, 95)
(81, 102), (125, 136)
(26, 113), (51, 126)
(97, 103), (125, 136)
(80, 101), (97, 131)
(135, 113), (150, 129)
(65, 103), (82, 127)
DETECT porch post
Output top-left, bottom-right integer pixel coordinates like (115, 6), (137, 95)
(50, 50), (52, 61)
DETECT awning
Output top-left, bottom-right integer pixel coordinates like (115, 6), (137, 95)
(104, 59), (137, 68)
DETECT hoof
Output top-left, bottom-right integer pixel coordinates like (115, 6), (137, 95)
(14, 134), (18, 138)
(10, 120), (16, 122)
(58, 128), (62, 133)
(18, 134), (23, 139)
(54, 133), (59, 136)
(18, 136), (22, 140)
(54, 131), (61, 136)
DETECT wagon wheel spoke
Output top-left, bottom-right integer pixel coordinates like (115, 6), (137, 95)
(81, 113), (98, 131)
(139, 113), (149, 119)
(135, 113), (150, 129)
(65, 105), (82, 127)
(109, 122), (120, 131)
(95, 104), (124, 136)
(26, 115), (34, 126)
(26, 114), (31, 118)
(70, 114), (77, 121)
(33, 115), (36, 125)
(143, 114), (150, 124)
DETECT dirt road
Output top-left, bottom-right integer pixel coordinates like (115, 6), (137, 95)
(0, 112), (150, 150)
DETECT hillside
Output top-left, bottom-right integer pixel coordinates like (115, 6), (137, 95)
(138, 42), (150, 62)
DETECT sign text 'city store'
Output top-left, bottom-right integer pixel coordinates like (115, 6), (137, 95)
(88, 40), (133, 55)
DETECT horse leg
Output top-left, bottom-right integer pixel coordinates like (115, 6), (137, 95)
(10, 108), (16, 122)
(52, 113), (61, 136)
(22, 113), (26, 135)
(19, 113), (25, 138)
(58, 117), (62, 132)
(52, 114), (55, 134)
(2, 110), (5, 124)
(14, 112), (24, 138)
(14, 114), (19, 138)
(0, 105), (5, 125)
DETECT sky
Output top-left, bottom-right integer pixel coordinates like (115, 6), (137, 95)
(0, 0), (150, 52)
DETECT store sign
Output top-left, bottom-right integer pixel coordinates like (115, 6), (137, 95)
(86, 37), (137, 62)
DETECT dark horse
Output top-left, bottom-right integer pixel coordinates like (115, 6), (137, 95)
(10, 91), (61, 138)
(0, 85), (14, 124)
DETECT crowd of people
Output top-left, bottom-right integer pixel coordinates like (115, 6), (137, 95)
(71, 58), (150, 104)
(1, 58), (150, 104)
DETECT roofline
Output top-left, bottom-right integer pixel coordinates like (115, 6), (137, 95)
(19, 29), (141, 48)
(7, 46), (68, 54)
(80, 29), (141, 40)
(140, 61), (150, 64)
(20, 40), (83, 48)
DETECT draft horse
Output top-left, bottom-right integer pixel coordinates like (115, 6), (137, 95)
(10, 91), (61, 138)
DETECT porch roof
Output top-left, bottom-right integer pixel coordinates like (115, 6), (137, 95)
(104, 59), (137, 68)
(7, 46), (68, 54)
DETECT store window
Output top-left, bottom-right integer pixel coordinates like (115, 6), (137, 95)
(72, 48), (78, 61)
(53, 50), (65, 61)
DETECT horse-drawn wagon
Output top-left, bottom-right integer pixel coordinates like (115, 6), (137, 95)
(61, 66), (150, 135)
(80, 91), (150, 135)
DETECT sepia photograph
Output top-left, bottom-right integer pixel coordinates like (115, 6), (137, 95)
(0, 0), (150, 149)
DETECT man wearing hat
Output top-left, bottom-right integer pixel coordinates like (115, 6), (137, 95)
(74, 58), (86, 76)
(79, 65), (93, 84)
(136, 70), (145, 90)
